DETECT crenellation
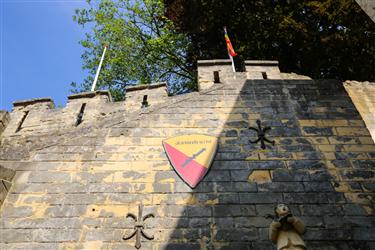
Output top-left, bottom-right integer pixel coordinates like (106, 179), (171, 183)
(197, 59), (234, 90)
(67, 90), (113, 102)
(13, 97), (55, 111)
(198, 60), (288, 91)
(244, 60), (281, 79)
(67, 90), (113, 126)
(125, 82), (168, 111)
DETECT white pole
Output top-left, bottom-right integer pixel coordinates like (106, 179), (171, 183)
(229, 51), (236, 73)
(224, 26), (236, 73)
(91, 44), (108, 92)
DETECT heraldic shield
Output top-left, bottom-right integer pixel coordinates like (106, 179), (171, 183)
(163, 134), (218, 188)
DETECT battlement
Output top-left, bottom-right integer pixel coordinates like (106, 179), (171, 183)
(13, 97), (55, 110)
(1, 60), (366, 142)
(125, 82), (168, 110)
(68, 90), (112, 102)
(197, 59), (282, 90)
(244, 60), (280, 79)
(0, 82), (170, 139)
(0, 61), (278, 138)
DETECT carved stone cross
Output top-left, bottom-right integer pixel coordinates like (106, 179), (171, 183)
(123, 204), (154, 249)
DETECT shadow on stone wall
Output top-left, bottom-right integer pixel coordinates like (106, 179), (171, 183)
(0, 77), (374, 250)
(162, 78), (375, 250)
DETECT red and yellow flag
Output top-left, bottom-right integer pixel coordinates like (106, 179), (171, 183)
(224, 26), (237, 57)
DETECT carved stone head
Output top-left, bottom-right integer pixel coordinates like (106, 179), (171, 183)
(275, 203), (290, 218)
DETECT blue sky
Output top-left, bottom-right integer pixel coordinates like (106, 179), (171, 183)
(1, 0), (89, 111)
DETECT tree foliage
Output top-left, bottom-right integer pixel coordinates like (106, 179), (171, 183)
(165, 0), (375, 80)
(72, 0), (194, 100)
(74, 0), (375, 99)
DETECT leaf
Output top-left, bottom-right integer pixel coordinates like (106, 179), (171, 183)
(73, 0), (195, 100)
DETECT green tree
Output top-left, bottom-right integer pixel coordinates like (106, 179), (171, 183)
(165, 0), (375, 80)
(72, 0), (195, 101)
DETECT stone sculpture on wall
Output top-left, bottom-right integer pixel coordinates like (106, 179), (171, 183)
(269, 204), (306, 250)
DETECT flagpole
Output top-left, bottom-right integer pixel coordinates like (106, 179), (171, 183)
(228, 50), (236, 73)
(223, 26), (236, 73)
(91, 44), (108, 92)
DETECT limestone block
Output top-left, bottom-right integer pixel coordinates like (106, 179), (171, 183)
(246, 72), (264, 79)
(13, 97), (54, 111)
(197, 60), (233, 90)
(248, 170), (272, 183)
(0, 111), (9, 137)
(0, 165), (15, 208)
(125, 82), (168, 111)
(244, 60), (281, 80)
(0, 98), (56, 136)
(245, 60), (279, 70)
(344, 81), (375, 141)
(281, 72), (312, 80)
(65, 90), (113, 126)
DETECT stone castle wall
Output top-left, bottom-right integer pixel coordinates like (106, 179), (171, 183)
(0, 111), (10, 138)
(125, 83), (169, 110)
(344, 81), (375, 142)
(0, 61), (374, 250)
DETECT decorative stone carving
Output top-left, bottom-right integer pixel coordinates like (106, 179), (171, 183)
(269, 204), (306, 250)
(123, 204), (154, 249)
(249, 120), (275, 149)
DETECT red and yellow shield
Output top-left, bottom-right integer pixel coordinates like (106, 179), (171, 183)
(163, 134), (218, 188)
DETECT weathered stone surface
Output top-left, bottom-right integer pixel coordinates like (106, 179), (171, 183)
(248, 170), (272, 183)
(0, 60), (374, 249)
(13, 97), (54, 109)
(355, 0), (375, 23)
(344, 81), (375, 141)
(0, 111), (10, 137)
(0, 166), (15, 208)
